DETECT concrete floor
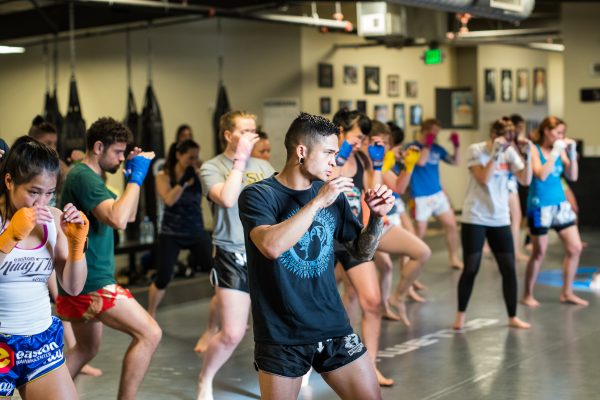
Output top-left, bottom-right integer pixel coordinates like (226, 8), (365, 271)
(54, 228), (600, 399)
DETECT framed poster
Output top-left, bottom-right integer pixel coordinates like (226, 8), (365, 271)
(374, 104), (389, 122)
(516, 68), (529, 103)
(364, 66), (380, 95)
(356, 100), (367, 114)
(319, 97), (331, 114)
(501, 69), (512, 102)
(451, 90), (474, 128)
(484, 68), (496, 102)
(410, 105), (423, 126)
(343, 65), (358, 84)
(318, 63), (333, 88)
(406, 80), (418, 98)
(338, 99), (353, 110)
(387, 74), (400, 97)
(533, 68), (547, 105)
(393, 103), (406, 130)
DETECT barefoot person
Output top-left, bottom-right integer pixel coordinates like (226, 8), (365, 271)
(522, 117), (588, 307)
(57, 117), (162, 400)
(0, 136), (89, 399)
(239, 112), (393, 400)
(453, 118), (532, 330)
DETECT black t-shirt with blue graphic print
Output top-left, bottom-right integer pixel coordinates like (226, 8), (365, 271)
(239, 175), (363, 345)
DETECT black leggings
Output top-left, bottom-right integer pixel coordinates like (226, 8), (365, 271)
(458, 223), (518, 317)
(154, 232), (213, 289)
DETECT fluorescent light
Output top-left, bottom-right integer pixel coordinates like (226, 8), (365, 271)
(0, 46), (25, 54)
(528, 42), (565, 52)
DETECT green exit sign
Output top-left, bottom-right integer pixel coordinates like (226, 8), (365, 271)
(424, 48), (443, 65)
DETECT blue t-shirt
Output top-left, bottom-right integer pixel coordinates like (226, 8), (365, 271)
(239, 176), (362, 345)
(406, 141), (450, 197)
(527, 144), (566, 210)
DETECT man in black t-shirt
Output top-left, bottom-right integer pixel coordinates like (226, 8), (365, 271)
(239, 113), (393, 399)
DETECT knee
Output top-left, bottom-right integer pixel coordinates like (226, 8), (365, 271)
(142, 321), (163, 349)
(565, 242), (582, 258)
(220, 327), (246, 348)
(361, 295), (383, 318)
(419, 246), (432, 263)
(76, 339), (101, 360)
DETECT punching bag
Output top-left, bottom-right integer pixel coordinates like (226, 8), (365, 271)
(212, 82), (230, 155)
(140, 83), (164, 225)
(61, 77), (86, 161)
(43, 90), (64, 137)
(124, 88), (141, 240)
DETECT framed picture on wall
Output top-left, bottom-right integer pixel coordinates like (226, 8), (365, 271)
(484, 68), (496, 102)
(393, 103), (406, 130)
(451, 90), (474, 128)
(406, 80), (418, 98)
(338, 99), (353, 110)
(374, 104), (389, 122)
(356, 100), (367, 114)
(533, 67), (547, 104)
(320, 97), (331, 114)
(501, 69), (512, 102)
(364, 66), (380, 94)
(318, 63), (333, 88)
(387, 74), (400, 97)
(516, 69), (529, 103)
(343, 65), (358, 84)
(410, 105), (423, 126)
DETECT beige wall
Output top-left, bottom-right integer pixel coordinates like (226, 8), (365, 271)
(562, 2), (600, 154)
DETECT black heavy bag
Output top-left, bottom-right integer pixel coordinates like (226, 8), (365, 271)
(140, 84), (165, 226)
(124, 88), (141, 240)
(61, 78), (86, 162)
(43, 90), (64, 141)
(212, 82), (230, 155)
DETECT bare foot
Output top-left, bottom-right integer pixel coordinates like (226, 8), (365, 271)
(388, 298), (411, 326)
(520, 296), (541, 308)
(560, 293), (589, 306)
(412, 280), (427, 291)
(452, 312), (465, 330)
(80, 364), (103, 377)
(515, 252), (530, 262)
(376, 368), (394, 387)
(194, 329), (217, 353)
(450, 259), (464, 270)
(197, 380), (213, 400)
(382, 306), (401, 321)
(508, 317), (531, 329)
(407, 286), (426, 303)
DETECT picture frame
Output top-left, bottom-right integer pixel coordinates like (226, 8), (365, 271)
(533, 67), (547, 105)
(387, 74), (400, 97)
(374, 104), (389, 123)
(338, 99), (353, 110)
(516, 69), (529, 103)
(484, 68), (496, 102)
(364, 66), (380, 95)
(501, 69), (512, 102)
(356, 100), (367, 114)
(405, 80), (418, 98)
(343, 65), (358, 85)
(435, 87), (474, 129)
(393, 103), (406, 131)
(410, 105), (423, 126)
(318, 63), (333, 88)
(319, 96), (331, 114)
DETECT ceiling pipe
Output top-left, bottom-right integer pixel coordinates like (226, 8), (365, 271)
(386, 0), (535, 21)
(456, 27), (558, 38)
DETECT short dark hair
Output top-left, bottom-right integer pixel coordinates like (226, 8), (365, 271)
(257, 129), (269, 140)
(86, 117), (132, 151)
(28, 115), (57, 139)
(510, 114), (525, 126)
(284, 113), (339, 159)
(332, 109), (371, 136)
(176, 124), (192, 142)
(386, 121), (405, 146)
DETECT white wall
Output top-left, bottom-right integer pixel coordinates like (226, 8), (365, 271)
(562, 2), (600, 154)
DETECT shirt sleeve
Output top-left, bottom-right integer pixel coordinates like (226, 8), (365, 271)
(238, 184), (278, 232)
(467, 144), (484, 168)
(74, 172), (114, 214)
(334, 193), (363, 243)
(199, 161), (224, 199)
(438, 145), (452, 164)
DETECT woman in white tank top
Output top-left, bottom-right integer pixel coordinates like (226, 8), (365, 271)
(0, 136), (88, 399)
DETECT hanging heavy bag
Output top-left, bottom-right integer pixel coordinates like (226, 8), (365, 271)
(61, 78), (86, 162)
(212, 82), (230, 155)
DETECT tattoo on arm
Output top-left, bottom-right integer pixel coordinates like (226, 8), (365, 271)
(343, 216), (384, 261)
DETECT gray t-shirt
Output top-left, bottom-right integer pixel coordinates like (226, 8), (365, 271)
(200, 154), (275, 253)
(461, 142), (524, 227)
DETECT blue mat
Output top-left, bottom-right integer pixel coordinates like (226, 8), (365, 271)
(536, 266), (598, 291)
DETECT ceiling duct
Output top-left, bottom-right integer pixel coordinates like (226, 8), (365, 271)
(385, 0), (535, 21)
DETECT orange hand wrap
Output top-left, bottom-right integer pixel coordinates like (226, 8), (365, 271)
(0, 207), (36, 253)
(65, 212), (89, 261)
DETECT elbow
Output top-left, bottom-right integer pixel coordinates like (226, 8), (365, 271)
(62, 281), (84, 296)
(110, 216), (129, 230)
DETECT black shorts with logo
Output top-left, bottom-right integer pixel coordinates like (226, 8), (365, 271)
(210, 246), (249, 293)
(254, 333), (367, 378)
(334, 241), (366, 271)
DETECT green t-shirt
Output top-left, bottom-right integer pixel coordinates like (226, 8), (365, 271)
(60, 163), (117, 294)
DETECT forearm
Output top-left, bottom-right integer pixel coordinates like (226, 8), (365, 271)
(365, 170), (382, 189)
(217, 169), (244, 208)
(516, 161), (532, 186)
(564, 157), (578, 181)
(393, 171), (412, 194)
(452, 148), (461, 165)
(162, 185), (185, 207)
(112, 183), (141, 228)
(345, 214), (384, 261)
(251, 200), (321, 260)
(418, 148), (430, 166)
(57, 259), (87, 295)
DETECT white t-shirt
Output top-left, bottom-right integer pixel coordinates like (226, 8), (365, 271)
(461, 142), (524, 227)
(0, 216), (57, 335)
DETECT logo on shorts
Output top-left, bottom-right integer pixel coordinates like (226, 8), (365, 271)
(280, 208), (335, 279)
(15, 341), (61, 366)
(0, 382), (14, 396)
(0, 343), (15, 373)
(343, 333), (364, 356)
